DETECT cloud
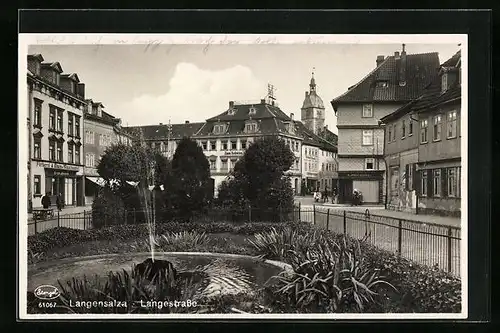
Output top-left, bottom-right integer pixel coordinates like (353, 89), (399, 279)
(119, 63), (264, 126)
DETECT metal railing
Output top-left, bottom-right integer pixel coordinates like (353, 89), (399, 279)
(28, 211), (93, 236)
(295, 204), (461, 276)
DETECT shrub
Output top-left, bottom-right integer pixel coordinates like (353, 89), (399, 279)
(157, 231), (210, 248)
(91, 187), (126, 229)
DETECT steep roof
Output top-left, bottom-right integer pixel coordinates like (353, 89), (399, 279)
(380, 52), (461, 123)
(294, 121), (337, 151)
(302, 91), (324, 109)
(206, 101), (290, 122)
(331, 52), (440, 104)
(61, 73), (80, 82)
(126, 122), (205, 140)
(41, 61), (63, 73)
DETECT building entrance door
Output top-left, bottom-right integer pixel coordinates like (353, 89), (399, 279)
(338, 179), (353, 204)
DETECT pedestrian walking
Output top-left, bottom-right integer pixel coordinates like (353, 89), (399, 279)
(56, 193), (64, 211)
(41, 192), (51, 209)
(323, 188), (328, 203)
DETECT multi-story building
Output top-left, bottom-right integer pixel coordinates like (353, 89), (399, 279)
(27, 54), (87, 209)
(330, 45), (440, 204)
(82, 100), (135, 205)
(380, 50), (461, 216)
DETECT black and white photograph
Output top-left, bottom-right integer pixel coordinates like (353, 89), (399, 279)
(18, 34), (467, 319)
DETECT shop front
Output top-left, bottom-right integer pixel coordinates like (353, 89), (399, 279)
(32, 161), (84, 208)
(338, 171), (384, 204)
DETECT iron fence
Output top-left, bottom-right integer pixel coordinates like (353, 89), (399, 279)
(28, 211), (93, 236)
(295, 204), (461, 276)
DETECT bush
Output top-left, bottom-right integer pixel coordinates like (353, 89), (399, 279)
(250, 227), (462, 313)
(91, 187), (126, 229)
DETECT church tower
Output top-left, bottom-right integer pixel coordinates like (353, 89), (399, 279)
(301, 69), (325, 135)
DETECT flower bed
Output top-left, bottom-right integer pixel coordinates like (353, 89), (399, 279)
(27, 221), (461, 314)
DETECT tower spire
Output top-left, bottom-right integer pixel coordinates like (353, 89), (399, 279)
(310, 67), (316, 92)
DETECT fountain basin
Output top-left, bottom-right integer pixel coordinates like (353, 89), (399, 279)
(28, 252), (291, 298)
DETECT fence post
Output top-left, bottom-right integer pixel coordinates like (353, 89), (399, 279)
(447, 227), (453, 273)
(57, 210), (60, 228)
(313, 205), (316, 225)
(326, 208), (330, 231)
(343, 210), (346, 235)
(397, 219), (403, 256)
(298, 202), (301, 223)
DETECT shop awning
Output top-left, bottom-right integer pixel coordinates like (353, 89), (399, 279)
(86, 176), (106, 187)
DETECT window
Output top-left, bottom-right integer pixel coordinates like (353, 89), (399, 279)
(387, 126), (392, 142)
(245, 123), (257, 133)
(376, 81), (388, 88)
(75, 146), (80, 164)
(75, 117), (80, 137)
(49, 140), (55, 161)
(34, 99), (42, 127)
(421, 170), (428, 196)
(222, 141), (228, 150)
(221, 159), (228, 171)
(362, 130), (374, 145)
(447, 167), (461, 197)
(441, 73), (448, 93)
(210, 141), (216, 151)
(365, 158), (375, 170)
(68, 144), (73, 163)
(248, 107), (256, 115)
(209, 159), (216, 170)
(214, 124), (226, 134)
(202, 141), (207, 150)
(433, 115), (442, 141)
(86, 153), (95, 167)
(34, 137), (41, 159)
(433, 169), (441, 197)
(409, 120), (413, 136)
(402, 120), (406, 138)
(392, 125), (397, 141)
(241, 140), (247, 150)
(447, 111), (458, 138)
(362, 104), (373, 118)
(68, 114), (73, 136)
(57, 111), (63, 132)
(57, 142), (63, 162)
(34, 175), (41, 195)
(231, 140), (237, 150)
(420, 119), (428, 143)
(86, 131), (94, 144)
(407, 164), (413, 190)
(49, 108), (56, 130)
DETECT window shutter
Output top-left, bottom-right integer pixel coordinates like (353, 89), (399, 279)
(412, 164), (418, 191)
(427, 169), (433, 197)
(441, 168), (448, 197)
(405, 164), (410, 191)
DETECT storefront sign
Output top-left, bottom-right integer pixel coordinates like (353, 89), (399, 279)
(53, 170), (72, 176)
(339, 171), (383, 180)
(306, 172), (318, 178)
(37, 161), (80, 171)
(223, 150), (244, 156)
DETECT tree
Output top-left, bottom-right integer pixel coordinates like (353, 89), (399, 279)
(217, 136), (295, 220)
(167, 137), (212, 221)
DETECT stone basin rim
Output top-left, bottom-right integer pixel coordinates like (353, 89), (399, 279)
(29, 252), (293, 272)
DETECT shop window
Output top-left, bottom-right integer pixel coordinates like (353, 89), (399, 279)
(34, 175), (41, 195)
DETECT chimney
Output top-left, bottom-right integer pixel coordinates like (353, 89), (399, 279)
(290, 113), (294, 120)
(260, 99), (266, 104)
(376, 55), (385, 67)
(394, 51), (400, 59)
(159, 123), (163, 125)
(325, 124), (328, 130)
(398, 44), (407, 83)
(77, 83), (85, 99)
(185, 120), (190, 124)
(229, 101), (234, 108)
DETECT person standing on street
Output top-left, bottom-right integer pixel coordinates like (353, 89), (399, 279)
(41, 192), (51, 209)
(56, 193), (64, 211)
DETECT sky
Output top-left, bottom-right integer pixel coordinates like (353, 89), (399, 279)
(28, 42), (460, 133)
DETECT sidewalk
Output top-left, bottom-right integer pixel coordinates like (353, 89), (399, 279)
(322, 204), (461, 228)
(28, 205), (92, 221)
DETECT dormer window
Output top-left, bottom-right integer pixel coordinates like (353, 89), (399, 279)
(213, 123), (227, 134)
(441, 73), (448, 93)
(245, 121), (258, 133)
(248, 106), (257, 115)
(227, 108), (237, 116)
(376, 80), (388, 88)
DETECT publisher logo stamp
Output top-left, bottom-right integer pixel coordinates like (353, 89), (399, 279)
(34, 285), (60, 300)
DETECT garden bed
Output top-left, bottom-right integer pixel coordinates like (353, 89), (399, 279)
(27, 221), (461, 314)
